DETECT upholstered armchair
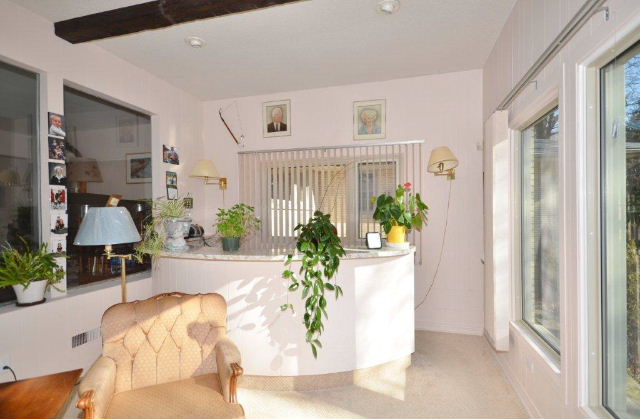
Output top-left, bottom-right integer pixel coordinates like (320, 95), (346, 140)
(77, 292), (244, 419)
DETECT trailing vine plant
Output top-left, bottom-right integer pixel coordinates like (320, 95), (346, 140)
(281, 210), (346, 358)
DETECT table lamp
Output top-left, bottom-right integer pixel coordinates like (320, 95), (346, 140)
(67, 157), (103, 193)
(73, 207), (141, 302)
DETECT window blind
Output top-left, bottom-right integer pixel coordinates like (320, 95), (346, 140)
(238, 141), (424, 262)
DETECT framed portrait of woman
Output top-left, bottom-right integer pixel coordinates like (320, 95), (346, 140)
(353, 99), (386, 140)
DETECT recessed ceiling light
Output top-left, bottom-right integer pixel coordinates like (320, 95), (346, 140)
(377, 0), (400, 15)
(185, 36), (206, 48)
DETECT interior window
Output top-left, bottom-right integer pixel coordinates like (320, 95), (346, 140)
(601, 40), (640, 418)
(0, 61), (39, 304)
(521, 106), (561, 353)
(63, 87), (152, 288)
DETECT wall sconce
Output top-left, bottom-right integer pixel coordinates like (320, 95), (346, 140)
(190, 160), (227, 190)
(427, 146), (459, 180)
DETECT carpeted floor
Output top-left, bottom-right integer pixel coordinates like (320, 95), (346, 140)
(65, 331), (528, 418)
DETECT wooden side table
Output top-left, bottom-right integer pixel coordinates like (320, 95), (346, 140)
(0, 369), (82, 419)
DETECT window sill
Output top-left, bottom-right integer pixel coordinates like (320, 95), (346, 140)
(0, 270), (151, 316)
(510, 320), (561, 374)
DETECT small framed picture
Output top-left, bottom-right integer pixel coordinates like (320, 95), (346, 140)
(263, 99), (291, 138)
(48, 137), (66, 162)
(166, 171), (178, 200)
(162, 145), (180, 165)
(48, 112), (66, 139)
(49, 236), (66, 255)
(106, 194), (122, 207)
(126, 152), (152, 184)
(48, 163), (67, 186)
(118, 117), (138, 145)
(354, 99), (386, 140)
(366, 232), (382, 249)
(50, 212), (68, 235)
(49, 257), (67, 298)
(50, 186), (67, 210)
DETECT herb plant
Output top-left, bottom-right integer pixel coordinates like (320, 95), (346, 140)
(281, 211), (346, 358)
(0, 238), (65, 290)
(215, 204), (261, 238)
(372, 182), (429, 234)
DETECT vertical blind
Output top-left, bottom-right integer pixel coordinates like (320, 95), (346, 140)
(238, 141), (424, 261)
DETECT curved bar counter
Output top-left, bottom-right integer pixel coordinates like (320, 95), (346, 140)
(154, 246), (415, 378)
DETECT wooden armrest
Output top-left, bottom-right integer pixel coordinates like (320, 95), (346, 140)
(229, 362), (244, 404)
(77, 390), (95, 419)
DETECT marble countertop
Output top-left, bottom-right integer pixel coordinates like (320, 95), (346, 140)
(159, 245), (415, 262)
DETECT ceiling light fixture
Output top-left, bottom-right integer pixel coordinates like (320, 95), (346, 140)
(185, 36), (206, 48)
(377, 0), (400, 15)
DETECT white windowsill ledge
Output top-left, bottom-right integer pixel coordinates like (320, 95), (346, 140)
(0, 270), (151, 316)
(510, 320), (561, 375)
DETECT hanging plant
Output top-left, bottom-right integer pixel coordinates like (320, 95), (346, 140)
(281, 211), (346, 358)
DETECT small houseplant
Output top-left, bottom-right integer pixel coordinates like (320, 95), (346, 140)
(0, 238), (65, 306)
(215, 204), (261, 252)
(281, 211), (346, 358)
(372, 182), (429, 245)
(135, 198), (190, 261)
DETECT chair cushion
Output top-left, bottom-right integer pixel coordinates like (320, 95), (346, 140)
(104, 374), (244, 419)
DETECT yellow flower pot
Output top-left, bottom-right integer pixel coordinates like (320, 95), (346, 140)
(387, 225), (406, 244)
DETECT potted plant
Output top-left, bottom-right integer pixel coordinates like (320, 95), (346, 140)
(0, 238), (65, 306)
(281, 211), (346, 358)
(215, 204), (261, 252)
(372, 182), (429, 245)
(135, 198), (190, 261)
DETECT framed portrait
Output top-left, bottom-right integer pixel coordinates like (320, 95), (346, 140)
(263, 99), (291, 138)
(126, 152), (152, 184)
(48, 137), (66, 162)
(162, 145), (179, 165)
(48, 112), (66, 139)
(50, 212), (68, 235)
(353, 99), (386, 140)
(50, 186), (67, 211)
(118, 117), (138, 145)
(49, 236), (66, 255)
(48, 162), (67, 186)
(166, 171), (178, 200)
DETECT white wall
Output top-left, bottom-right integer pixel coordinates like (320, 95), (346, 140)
(202, 70), (485, 335)
(483, 0), (640, 417)
(0, 0), (205, 381)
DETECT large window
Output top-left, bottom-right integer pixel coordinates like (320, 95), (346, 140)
(63, 87), (152, 288)
(601, 40), (640, 418)
(0, 61), (39, 304)
(521, 106), (561, 352)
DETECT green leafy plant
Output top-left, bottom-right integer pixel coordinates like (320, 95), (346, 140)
(281, 211), (346, 358)
(134, 198), (188, 262)
(0, 238), (65, 290)
(215, 204), (261, 238)
(372, 182), (429, 234)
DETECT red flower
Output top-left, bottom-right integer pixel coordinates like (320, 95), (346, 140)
(404, 182), (412, 191)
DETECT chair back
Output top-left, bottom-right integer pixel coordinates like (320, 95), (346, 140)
(101, 292), (228, 393)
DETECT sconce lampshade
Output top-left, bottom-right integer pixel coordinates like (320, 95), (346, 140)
(427, 146), (459, 174)
(190, 160), (220, 179)
(74, 207), (141, 246)
(67, 157), (103, 183)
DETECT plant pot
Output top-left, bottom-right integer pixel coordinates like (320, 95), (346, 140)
(12, 280), (47, 306)
(222, 237), (240, 252)
(387, 225), (407, 244)
(164, 217), (192, 251)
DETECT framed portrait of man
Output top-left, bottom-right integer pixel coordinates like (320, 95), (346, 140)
(353, 99), (386, 140)
(263, 99), (291, 138)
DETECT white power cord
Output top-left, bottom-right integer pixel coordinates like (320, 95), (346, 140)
(415, 179), (453, 311)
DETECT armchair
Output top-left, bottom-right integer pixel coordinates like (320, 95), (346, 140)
(77, 292), (244, 419)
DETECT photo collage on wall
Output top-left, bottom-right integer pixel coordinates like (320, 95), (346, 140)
(47, 112), (68, 297)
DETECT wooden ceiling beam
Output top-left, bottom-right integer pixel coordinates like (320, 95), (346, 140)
(54, 0), (304, 44)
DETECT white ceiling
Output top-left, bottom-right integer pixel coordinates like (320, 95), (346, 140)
(11, 0), (516, 100)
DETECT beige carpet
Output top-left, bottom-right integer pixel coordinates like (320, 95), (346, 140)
(65, 331), (528, 418)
